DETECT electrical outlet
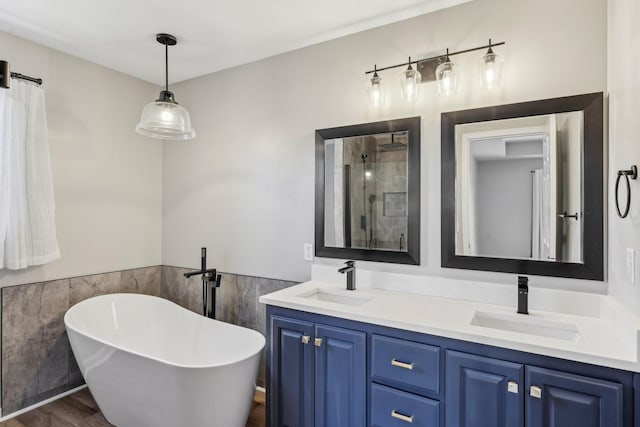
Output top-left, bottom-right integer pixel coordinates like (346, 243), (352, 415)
(626, 248), (635, 286)
(303, 243), (313, 262)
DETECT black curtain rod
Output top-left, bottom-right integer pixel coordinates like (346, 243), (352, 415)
(1, 60), (43, 88)
(11, 72), (43, 86)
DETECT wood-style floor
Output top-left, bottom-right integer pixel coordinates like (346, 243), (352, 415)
(0, 388), (266, 427)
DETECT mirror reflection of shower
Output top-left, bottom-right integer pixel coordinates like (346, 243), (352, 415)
(323, 130), (411, 253)
(351, 132), (408, 251)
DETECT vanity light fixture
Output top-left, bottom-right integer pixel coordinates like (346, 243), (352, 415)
(481, 39), (503, 89)
(136, 33), (195, 140)
(400, 57), (421, 102)
(435, 49), (458, 96)
(364, 39), (505, 102)
(367, 65), (384, 108)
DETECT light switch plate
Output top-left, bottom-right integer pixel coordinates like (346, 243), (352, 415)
(627, 248), (635, 286)
(304, 243), (313, 262)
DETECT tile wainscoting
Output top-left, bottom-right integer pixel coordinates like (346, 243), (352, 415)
(0, 266), (296, 416)
(160, 266), (298, 388)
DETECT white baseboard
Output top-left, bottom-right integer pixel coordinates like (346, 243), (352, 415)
(256, 385), (266, 394)
(0, 385), (87, 422)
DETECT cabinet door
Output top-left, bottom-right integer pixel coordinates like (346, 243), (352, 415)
(446, 350), (524, 427)
(269, 316), (315, 427)
(526, 366), (623, 427)
(315, 324), (366, 427)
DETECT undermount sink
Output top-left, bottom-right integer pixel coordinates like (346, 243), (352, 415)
(298, 289), (373, 306)
(471, 310), (581, 341)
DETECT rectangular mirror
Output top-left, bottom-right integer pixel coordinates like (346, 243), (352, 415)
(315, 117), (420, 264)
(441, 93), (603, 280)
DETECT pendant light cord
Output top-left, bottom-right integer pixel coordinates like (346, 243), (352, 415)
(165, 42), (169, 93)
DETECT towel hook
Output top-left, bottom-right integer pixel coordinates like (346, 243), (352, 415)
(615, 165), (637, 218)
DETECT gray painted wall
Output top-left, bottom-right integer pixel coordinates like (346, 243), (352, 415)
(164, 0), (607, 292)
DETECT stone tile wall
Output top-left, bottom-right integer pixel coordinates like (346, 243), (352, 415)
(1, 266), (161, 415)
(160, 266), (298, 387)
(1, 265), (296, 415)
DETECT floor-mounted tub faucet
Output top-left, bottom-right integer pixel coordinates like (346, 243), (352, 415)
(517, 276), (529, 315)
(184, 247), (221, 319)
(338, 260), (356, 291)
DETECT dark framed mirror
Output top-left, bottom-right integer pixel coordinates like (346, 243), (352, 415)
(315, 117), (420, 264)
(441, 93), (603, 280)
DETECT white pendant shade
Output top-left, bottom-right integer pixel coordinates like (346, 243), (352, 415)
(136, 100), (195, 140)
(136, 33), (195, 141)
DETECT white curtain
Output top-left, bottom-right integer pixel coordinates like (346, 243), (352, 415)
(531, 169), (543, 259)
(0, 80), (60, 269)
(332, 139), (344, 247)
(531, 169), (550, 260)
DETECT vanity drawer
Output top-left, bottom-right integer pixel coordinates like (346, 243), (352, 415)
(371, 334), (440, 394)
(371, 383), (439, 427)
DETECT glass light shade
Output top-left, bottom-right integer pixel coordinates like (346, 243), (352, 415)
(400, 67), (421, 102)
(436, 59), (458, 96)
(481, 51), (503, 89)
(136, 99), (195, 140)
(367, 74), (384, 108)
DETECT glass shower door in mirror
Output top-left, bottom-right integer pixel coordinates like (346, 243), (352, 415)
(324, 132), (408, 252)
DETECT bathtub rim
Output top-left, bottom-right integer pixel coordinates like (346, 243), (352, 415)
(64, 293), (266, 370)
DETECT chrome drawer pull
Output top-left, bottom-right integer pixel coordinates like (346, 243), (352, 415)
(530, 385), (542, 399)
(507, 381), (519, 394)
(314, 338), (323, 347)
(391, 410), (414, 423)
(301, 335), (310, 345)
(391, 358), (414, 370)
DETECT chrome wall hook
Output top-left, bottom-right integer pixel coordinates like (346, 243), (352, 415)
(615, 165), (637, 218)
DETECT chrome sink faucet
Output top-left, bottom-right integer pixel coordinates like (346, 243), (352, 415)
(517, 276), (529, 315)
(338, 261), (356, 291)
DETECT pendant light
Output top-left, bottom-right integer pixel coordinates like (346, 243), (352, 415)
(435, 49), (459, 96)
(481, 39), (503, 89)
(136, 33), (195, 140)
(400, 57), (421, 103)
(367, 65), (384, 108)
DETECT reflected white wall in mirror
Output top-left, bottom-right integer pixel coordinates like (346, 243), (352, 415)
(324, 132), (409, 252)
(455, 112), (583, 263)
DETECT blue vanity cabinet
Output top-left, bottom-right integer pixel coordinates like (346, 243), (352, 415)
(267, 313), (366, 427)
(315, 324), (367, 427)
(370, 334), (442, 426)
(266, 306), (634, 427)
(445, 350), (524, 427)
(526, 366), (623, 427)
(445, 351), (625, 427)
(269, 316), (315, 427)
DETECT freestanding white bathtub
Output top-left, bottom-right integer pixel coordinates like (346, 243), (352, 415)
(64, 293), (265, 427)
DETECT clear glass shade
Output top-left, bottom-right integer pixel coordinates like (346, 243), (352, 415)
(436, 59), (459, 96)
(136, 100), (195, 140)
(367, 74), (384, 108)
(481, 51), (503, 89)
(400, 67), (421, 102)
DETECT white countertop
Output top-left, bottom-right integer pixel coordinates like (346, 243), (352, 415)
(259, 280), (640, 372)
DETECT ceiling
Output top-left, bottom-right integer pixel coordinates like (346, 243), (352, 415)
(0, 0), (469, 86)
